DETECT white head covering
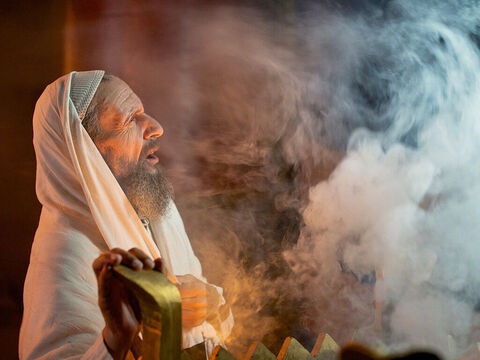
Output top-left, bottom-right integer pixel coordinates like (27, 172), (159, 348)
(19, 71), (228, 359)
(34, 70), (203, 275)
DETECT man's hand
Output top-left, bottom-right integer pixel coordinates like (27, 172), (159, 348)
(92, 247), (161, 360)
(93, 248), (224, 358)
(176, 274), (223, 329)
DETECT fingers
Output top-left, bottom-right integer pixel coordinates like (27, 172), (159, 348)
(179, 287), (207, 298)
(93, 248), (157, 277)
(182, 300), (207, 329)
(127, 248), (154, 270)
(109, 248), (153, 271)
(93, 253), (122, 277)
(182, 297), (207, 309)
(177, 275), (208, 329)
(182, 309), (207, 328)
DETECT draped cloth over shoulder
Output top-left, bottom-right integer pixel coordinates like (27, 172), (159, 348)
(19, 71), (232, 360)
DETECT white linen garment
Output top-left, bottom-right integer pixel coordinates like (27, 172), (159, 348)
(19, 71), (232, 360)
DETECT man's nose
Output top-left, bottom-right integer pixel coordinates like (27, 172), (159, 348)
(142, 114), (164, 139)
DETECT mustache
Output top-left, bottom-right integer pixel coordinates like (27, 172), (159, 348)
(140, 139), (162, 158)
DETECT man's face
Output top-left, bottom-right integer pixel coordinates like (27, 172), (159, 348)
(91, 76), (173, 219)
(93, 76), (162, 177)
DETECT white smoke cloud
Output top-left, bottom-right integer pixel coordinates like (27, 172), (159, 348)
(284, 1), (480, 358)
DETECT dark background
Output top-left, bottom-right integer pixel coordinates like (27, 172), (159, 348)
(0, 1), (389, 358)
(0, 2), (64, 358)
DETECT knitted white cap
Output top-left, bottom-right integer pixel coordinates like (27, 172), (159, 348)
(70, 70), (105, 121)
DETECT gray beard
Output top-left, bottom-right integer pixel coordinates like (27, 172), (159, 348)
(117, 162), (174, 221)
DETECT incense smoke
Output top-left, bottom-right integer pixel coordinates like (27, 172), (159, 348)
(286, 1), (480, 358)
(153, 1), (480, 358)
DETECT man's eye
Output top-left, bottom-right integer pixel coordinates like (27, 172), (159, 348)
(125, 115), (135, 125)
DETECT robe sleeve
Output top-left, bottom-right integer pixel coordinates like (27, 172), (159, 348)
(19, 227), (113, 360)
(82, 334), (111, 360)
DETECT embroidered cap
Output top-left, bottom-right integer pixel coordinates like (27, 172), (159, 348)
(70, 70), (105, 121)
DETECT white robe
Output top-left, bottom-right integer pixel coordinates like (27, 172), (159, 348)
(19, 71), (232, 360)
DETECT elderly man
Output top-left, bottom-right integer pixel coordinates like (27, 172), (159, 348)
(19, 71), (232, 359)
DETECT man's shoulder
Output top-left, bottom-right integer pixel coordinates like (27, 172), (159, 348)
(31, 221), (106, 272)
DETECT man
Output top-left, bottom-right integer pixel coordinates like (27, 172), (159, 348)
(19, 70), (232, 359)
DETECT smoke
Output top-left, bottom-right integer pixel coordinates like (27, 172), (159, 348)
(285, 1), (480, 358)
(156, 1), (480, 358)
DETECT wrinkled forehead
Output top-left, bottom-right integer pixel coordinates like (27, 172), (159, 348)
(96, 76), (143, 114)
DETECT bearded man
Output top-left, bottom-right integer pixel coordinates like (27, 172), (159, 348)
(19, 71), (232, 360)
